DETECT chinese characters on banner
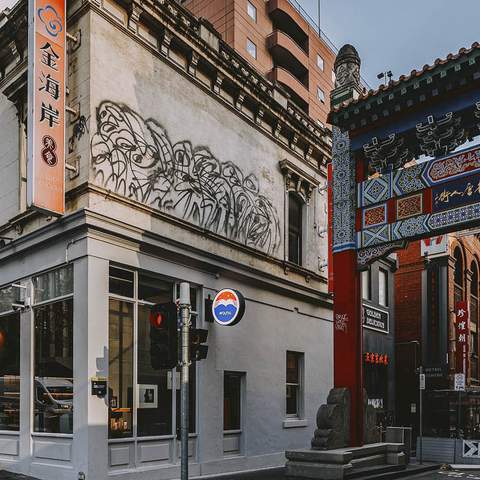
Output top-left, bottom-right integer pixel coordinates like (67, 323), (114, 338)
(27, 0), (66, 215)
(455, 300), (469, 376)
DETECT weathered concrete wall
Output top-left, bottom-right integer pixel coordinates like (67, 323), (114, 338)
(0, 95), (20, 226)
(87, 9), (327, 279)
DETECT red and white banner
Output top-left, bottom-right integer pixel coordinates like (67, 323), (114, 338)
(455, 300), (469, 376)
(421, 235), (448, 258)
(27, 0), (66, 215)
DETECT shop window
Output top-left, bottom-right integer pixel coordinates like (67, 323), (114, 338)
(361, 268), (371, 300)
(32, 265), (74, 435)
(108, 266), (197, 439)
(316, 54), (324, 71)
(109, 299), (134, 438)
(34, 299), (74, 434)
(247, 1), (256, 22)
(288, 193), (303, 266)
(224, 372), (243, 431)
(454, 247), (464, 304)
(246, 38), (257, 59)
(379, 268), (388, 307)
(0, 286), (17, 314)
(286, 351), (303, 417)
(0, 313), (20, 431)
(109, 267), (134, 298)
(33, 264), (73, 303)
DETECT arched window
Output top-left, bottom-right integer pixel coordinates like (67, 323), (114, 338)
(288, 193), (303, 266)
(471, 261), (479, 379)
(454, 247), (464, 304)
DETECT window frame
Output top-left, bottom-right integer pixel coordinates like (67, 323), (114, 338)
(107, 265), (200, 442)
(0, 311), (21, 434)
(288, 192), (304, 266)
(285, 351), (304, 419)
(378, 268), (389, 307)
(31, 264), (74, 437)
(247, 1), (257, 22)
(361, 268), (371, 301)
(317, 86), (325, 104)
(316, 54), (324, 71)
(246, 38), (257, 59)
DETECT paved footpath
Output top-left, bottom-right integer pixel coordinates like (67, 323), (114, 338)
(193, 467), (480, 480)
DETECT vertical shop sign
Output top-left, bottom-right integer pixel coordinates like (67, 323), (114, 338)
(455, 300), (469, 376)
(27, 0), (66, 215)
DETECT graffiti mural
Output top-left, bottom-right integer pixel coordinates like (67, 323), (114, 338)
(91, 101), (281, 254)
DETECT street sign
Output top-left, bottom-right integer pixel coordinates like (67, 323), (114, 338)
(419, 374), (425, 390)
(212, 289), (245, 326)
(454, 373), (466, 391)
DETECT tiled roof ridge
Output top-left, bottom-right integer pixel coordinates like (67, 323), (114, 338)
(332, 41), (480, 112)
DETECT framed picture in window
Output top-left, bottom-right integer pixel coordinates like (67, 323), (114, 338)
(138, 384), (158, 409)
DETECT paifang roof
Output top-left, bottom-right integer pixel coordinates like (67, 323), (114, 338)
(329, 41), (480, 129)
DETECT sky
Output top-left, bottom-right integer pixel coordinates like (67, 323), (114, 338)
(299, 0), (480, 89)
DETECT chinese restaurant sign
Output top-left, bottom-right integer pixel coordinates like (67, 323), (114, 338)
(455, 301), (469, 375)
(362, 304), (389, 333)
(27, 0), (66, 215)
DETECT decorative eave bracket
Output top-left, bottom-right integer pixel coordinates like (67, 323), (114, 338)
(279, 158), (319, 205)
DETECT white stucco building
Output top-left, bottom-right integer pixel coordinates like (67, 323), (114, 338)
(0, 0), (332, 477)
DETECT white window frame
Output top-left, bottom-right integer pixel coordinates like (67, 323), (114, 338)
(286, 351), (304, 419)
(361, 268), (371, 301)
(247, 1), (257, 22)
(317, 86), (325, 103)
(246, 38), (257, 59)
(316, 54), (324, 71)
(379, 268), (389, 307)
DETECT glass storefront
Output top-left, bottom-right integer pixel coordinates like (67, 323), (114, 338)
(108, 267), (197, 439)
(33, 265), (74, 434)
(0, 312), (20, 431)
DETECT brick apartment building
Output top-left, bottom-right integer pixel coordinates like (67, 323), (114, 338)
(395, 234), (480, 441)
(183, 0), (336, 124)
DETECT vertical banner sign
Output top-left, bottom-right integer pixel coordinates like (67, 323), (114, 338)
(455, 301), (469, 376)
(327, 163), (334, 293)
(27, 0), (66, 215)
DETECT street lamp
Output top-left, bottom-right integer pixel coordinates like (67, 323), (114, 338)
(377, 71), (393, 86)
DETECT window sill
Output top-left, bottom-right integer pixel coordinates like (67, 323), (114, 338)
(282, 418), (308, 429)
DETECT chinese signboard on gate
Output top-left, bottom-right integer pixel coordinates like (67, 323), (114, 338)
(27, 0), (66, 215)
(455, 300), (469, 376)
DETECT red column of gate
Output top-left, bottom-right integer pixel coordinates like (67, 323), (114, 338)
(333, 249), (363, 446)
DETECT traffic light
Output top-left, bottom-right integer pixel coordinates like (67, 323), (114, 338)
(149, 302), (178, 369)
(190, 328), (208, 362)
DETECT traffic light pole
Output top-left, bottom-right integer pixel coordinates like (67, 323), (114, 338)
(179, 282), (191, 480)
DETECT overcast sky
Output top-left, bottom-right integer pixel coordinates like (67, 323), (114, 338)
(300, 0), (480, 89)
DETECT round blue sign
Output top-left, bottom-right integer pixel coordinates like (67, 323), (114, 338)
(212, 289), (245, 326)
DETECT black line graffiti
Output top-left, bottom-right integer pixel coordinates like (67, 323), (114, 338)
(91, 101), (281, 255)
(68, 114), (90, 153)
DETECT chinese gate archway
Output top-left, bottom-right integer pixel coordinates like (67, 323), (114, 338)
(328, 42), (480, 446)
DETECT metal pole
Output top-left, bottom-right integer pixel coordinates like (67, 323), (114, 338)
(179, 282), (191, 480)
(317, 0), (320, 37)
(419, 365), (423, 465)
